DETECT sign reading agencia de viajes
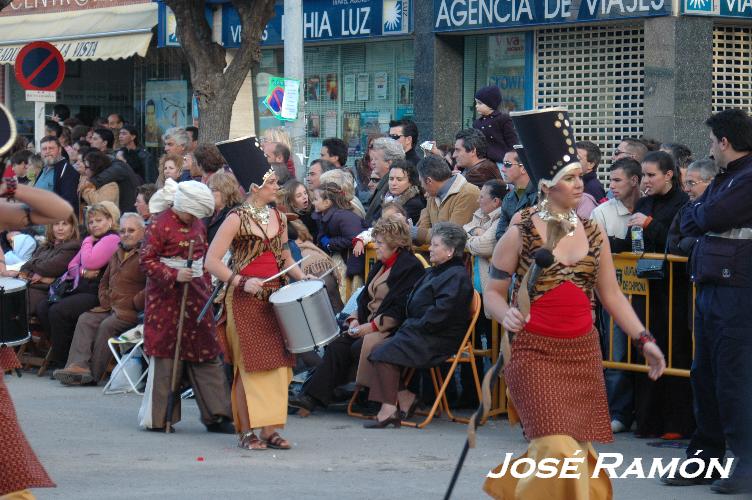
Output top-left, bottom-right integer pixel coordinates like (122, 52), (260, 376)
(433, 0), (669, 31)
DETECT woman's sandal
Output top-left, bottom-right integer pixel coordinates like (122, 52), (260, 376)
(262, 432), (291, 450)
(238, 431), (267, 450)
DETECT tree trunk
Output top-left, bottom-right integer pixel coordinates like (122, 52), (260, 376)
(164, 0), (276, 144)
(197, 87), (237, 145)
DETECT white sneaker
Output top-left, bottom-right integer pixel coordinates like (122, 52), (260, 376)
(611, 420), (627, 433)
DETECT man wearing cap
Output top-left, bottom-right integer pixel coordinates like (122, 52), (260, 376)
(139, 180), (234, 433)
(472, 85), (518, 164)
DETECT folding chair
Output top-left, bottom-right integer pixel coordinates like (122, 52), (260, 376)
(103, 334), (149, 395)
(402, 290), (483, 428)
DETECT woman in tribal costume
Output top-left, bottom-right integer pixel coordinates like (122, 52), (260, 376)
(482, 109), (666, 499)
(207, 165), (315, 451)
(0, 110), (74, 497)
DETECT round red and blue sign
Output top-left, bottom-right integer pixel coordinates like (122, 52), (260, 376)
(14, 41), (66, 92)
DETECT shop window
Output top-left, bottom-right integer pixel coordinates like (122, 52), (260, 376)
(462, 32), (532, 129)
(257, 39), (414, 169)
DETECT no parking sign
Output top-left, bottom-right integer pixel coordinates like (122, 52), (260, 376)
(14, 41), (65, 93)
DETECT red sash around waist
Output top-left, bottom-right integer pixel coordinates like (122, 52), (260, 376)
(239, 251), (279, 278)
(525, 281), (593, 339)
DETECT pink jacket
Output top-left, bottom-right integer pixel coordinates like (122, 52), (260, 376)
(68, 233), (120, 275)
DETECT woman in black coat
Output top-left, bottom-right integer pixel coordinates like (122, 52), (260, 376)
(361, 222), (473, 428)
(289, 217), (425, 413)
(629, 151), (694, 439)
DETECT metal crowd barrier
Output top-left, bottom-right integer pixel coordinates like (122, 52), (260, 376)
(363, 245), (694, 415)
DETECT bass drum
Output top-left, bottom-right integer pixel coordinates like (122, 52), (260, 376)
(0, 277), (30, 347)
(269, 279), (339, 354)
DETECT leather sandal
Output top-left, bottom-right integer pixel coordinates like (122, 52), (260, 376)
(262, 432), (291, 450)
(238, 431), (267, 450)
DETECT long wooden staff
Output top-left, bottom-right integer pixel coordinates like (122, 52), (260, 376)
(165, 239), (195, 433)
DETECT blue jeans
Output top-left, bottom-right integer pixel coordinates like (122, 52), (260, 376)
(600, 309), (634, 427)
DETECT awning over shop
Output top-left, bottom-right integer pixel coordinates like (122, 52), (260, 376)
(0, 3), (158, 65)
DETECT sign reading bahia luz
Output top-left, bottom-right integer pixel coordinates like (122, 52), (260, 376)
(222, 0), (412, 47)
(433, 0), (669, 30)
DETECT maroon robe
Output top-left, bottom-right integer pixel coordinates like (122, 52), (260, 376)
(140, 210), (220, 362)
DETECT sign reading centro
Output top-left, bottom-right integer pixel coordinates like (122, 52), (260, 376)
(433, 0), (668, 31)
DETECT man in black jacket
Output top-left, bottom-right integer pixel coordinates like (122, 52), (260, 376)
(665, 109), (752, 495)
(389, 118), (422, 167)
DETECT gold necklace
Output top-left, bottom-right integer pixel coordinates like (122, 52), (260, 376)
(247, 202), (270, 225)
(537, 198), (578, 236)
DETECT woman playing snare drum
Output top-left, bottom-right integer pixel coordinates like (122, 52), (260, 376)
(206, 166), (315, 451)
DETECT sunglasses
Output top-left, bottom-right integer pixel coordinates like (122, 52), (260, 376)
(369, 177), (380, 182)
(502, 161), (523, 168)
(613, 150), (634, 158)
(389, 134), (404, 140)
(683, 180), (708, 188)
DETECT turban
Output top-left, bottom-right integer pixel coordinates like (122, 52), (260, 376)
(173, 180), (215, 219)
(148, 178), (178, 215)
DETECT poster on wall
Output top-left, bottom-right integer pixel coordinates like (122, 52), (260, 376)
(343, 112), (361, 156)
(306, 75), (321, 101)
(374, 72), (388, 100)
(486, 34), (526, 112)
(397, 75), (413, 105)
(326, 74), (338, 101)
(357, 73), (370, 101)
(395, 105), (414, 120)
(344, 74), (356, 102)
(144, 80), (188, 148)
(307, 113), (320, 138)
(324, 110), (337, 138)
(360, 111), (381, 149)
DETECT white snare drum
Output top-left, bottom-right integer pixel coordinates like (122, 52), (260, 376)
(0, 277), (30, 347)
(269, 279), (339, 354)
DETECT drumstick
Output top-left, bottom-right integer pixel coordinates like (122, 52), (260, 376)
(317, 266), (337, 279)
(262, 255), (310, 283)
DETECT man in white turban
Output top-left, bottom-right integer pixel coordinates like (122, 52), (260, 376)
(138, 177), (234, 433)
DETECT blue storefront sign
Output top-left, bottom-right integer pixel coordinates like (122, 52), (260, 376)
(433, 0), (669, 31)
(222, 0), (413, 48)
(682, 0), (752, 17)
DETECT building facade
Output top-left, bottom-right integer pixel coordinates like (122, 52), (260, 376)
(0, 0), (751, 177)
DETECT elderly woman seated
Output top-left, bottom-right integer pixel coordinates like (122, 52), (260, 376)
(359, 221), (474, 428)
(289, 215), (425, 414)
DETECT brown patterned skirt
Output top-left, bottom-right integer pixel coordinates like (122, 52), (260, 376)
(1, 348), (55, 495)
(504, 328), (613, 444)
(225, 280), (295, 373)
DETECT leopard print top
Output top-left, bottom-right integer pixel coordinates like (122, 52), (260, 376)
(512, 207), (602, 307)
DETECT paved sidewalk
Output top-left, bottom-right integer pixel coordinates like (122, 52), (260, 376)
(6, 374), (742, 499)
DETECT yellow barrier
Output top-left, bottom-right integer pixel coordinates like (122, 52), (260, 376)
(363, 245), (695, 415)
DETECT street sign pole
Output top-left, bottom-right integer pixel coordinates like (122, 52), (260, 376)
(34, 100), (45, 151)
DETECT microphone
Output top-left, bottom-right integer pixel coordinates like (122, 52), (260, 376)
(526, 248), (555, 292)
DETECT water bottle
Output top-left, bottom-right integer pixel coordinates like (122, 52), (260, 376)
(631, 226), (644, 254)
